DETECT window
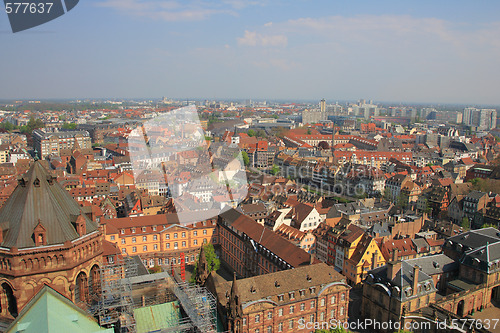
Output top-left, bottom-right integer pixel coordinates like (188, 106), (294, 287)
(194, 231), (198, 236)
(278, 323), (283, 332)
(174, 242), (178, 249)
(340, 307), (344, 316)
(121, 248), (126, 253)
(203, 230), (207, 235)
(289, 319), (293, 329)
(289, 305), (295, 314)
(132, 246), (137, 253)
(267, 326), (272, 333)
(341, 293), (346, 301)
(110, 235), (115, 241)
(310, 287), (316, 294)
(121, 229), (125, 234)
(320, 298), (325, 306)
(267, 312), (272, 319)
(153, 235), (157, 240)
(330, 309), (335, 318)
(143, 236), (147, 242)
(300, 303), (305, 311)
(203, 239), (207, 244)
(194, 239), (198, 245)
(255, 314), (260, 323)
(143, 245), (147, 251)
(166, 234), (170, 239)
(300, 289), (305, 297)
(174, 233), (178, 239)
(154, 244), (158, 250)
(153, 226), (157, 231)
(166, 243), (170, 249)
(320, 312), (324, 321)
(182, 232), (186, 238)
(132, 228), (136, 233)
(310, 300), (315, 308)
(182, 241), (186, 247)
(278, 308), (283, 316)
(243, 318), (246, 326)
(278, 295), (284, 302)
(289, 292), (295, 300)
(331, 296), (336, 304)
(121, 239), (125, 244)
(309, 314), (314, 322)
(132, 237), (136, 243)
(158, 258), (162, 265)
(256, 330), (260, 333)
(142, 227), (146, 232)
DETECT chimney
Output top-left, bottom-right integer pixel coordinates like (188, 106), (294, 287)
(310, 253), (315, 265)
(412, 265), (420, 296)
(371, 251), (378, 270)
(387, 249), (401, 280)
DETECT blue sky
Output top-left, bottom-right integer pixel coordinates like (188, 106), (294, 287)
(1, 0), (500, 104)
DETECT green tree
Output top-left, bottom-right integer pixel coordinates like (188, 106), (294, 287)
(383, 188), (392, 202)
(22, 117), (44, 134)
(396, 193), (409, 208)
(307, 128), (312, 134)
(0, 121), (15, 132)
(482, 222), (497, 229)
(61, 122), (77, 130)
(461, 216), (470, 230)
(190, 243), (220, 284)
(270, 164), (280, 175)
(247, 129), (256, 137)
(241, 151), (250, 166)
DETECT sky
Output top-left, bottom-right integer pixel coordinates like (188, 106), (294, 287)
(1, 0), (500, 104)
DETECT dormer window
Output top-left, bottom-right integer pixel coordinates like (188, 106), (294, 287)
(33, 178), (40, 187)
(74, 214), (86, 237)
(33, 220), (47, 246)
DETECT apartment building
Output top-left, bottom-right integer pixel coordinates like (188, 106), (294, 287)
(33, 129), (92, 159)
(102, 214), (217, 267)
(218, 208), (313, 278)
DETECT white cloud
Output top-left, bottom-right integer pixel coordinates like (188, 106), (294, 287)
(237, 30), (287, 47)
(96, 0), (239, 21)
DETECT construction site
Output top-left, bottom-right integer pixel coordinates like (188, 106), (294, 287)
(93, 257), (219, 333)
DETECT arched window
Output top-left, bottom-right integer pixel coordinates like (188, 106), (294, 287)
(88, 265), (101, 298)
(2, 283), (17, 318)
(75, 272), (88, 303)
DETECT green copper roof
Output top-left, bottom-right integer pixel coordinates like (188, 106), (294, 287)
(134, 301), (181, 333)
(6, 285), (113, 333)
(0, 160), (98, 249)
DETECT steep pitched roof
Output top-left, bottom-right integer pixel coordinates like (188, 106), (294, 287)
(0, 161), (98, 249)
(220, 209), (312, 268)
(6, 285), (112, 333)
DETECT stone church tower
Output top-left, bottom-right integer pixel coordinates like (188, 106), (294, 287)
(0, 161), (103, 321)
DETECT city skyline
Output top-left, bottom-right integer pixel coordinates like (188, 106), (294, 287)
(2, 1), (500, 104)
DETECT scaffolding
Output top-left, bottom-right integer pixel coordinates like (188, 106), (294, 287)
(98, 257), (138, 332)
(98, 260), (217, 333)
(172, 281), (217, 333)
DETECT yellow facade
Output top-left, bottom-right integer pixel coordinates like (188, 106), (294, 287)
(344, 238), (385, 285)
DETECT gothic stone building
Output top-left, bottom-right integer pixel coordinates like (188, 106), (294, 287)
(0, 161), (103, 321)
(208, 263), (350, 333)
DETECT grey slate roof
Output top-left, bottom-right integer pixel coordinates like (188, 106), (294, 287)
(461, 240), (500, 273)
(368, 261), (436, 302)
(406, 254), (458, 276)
(446, 227), (500, 250)
(0, 161), (98, 249)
